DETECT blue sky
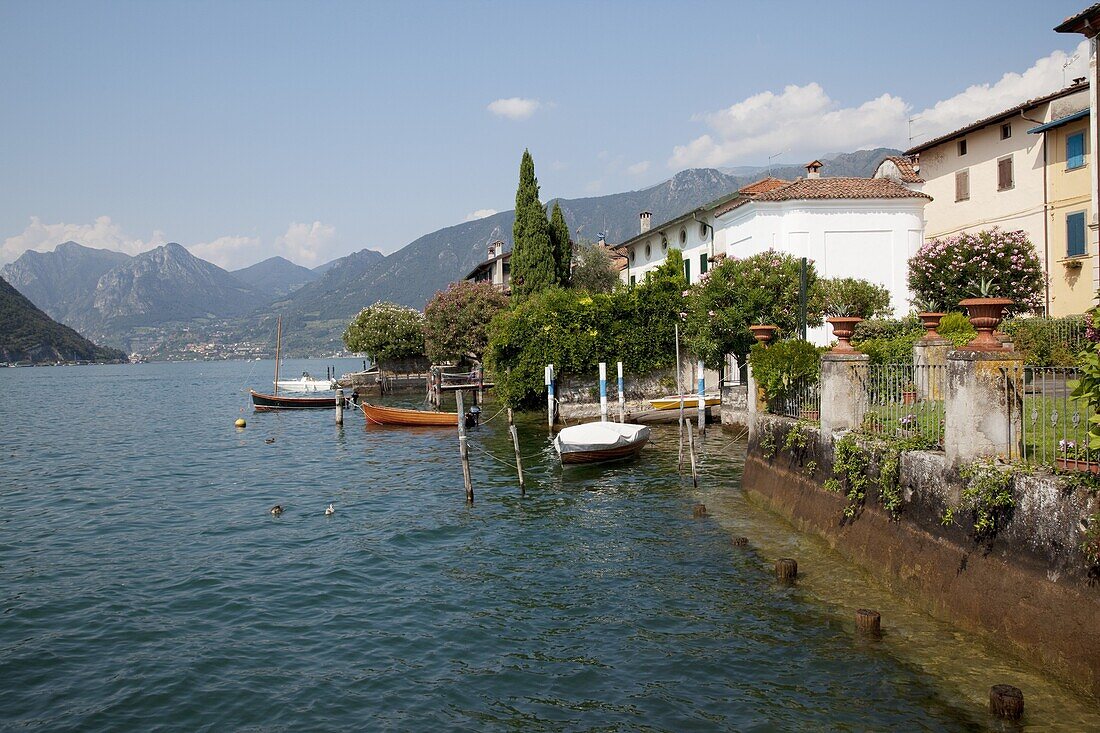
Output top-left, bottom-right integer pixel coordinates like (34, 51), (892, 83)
(0, 0), (1090, 269)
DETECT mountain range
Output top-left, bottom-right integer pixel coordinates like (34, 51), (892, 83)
(0, 148), (899, 355)
(0, 275), (126, 364)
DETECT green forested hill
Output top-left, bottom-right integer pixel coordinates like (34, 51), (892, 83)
(0, 276), (127, 363)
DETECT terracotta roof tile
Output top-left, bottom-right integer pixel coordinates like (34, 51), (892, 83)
(880, 155), (924, 183)
(739, 177), (789, 195)
(714, 177), (929, 216)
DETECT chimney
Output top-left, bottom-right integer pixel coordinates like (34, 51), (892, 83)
(598, 233), (606, 247)
(805, 160), (824, 179)
(487, 240), (502, 259)
(1073, 76), (1087, 86)
(639, 211), (652, 234)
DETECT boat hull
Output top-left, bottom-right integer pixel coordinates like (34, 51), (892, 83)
(559, 441), (647, 465)
(554, 421), (650, 465)
(359, 401), (456, 427)
(250, 390), (340, 411)
(649, 395), (721, 411)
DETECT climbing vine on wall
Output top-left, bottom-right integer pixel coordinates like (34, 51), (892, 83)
(941, 461), (1017, 539)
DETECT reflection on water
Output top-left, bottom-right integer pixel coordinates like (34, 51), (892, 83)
(0, 359), (1094, 731)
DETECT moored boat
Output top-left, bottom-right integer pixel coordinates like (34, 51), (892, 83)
(275, 371), (336, 393)
(359, 401), (457, 427)
(250, 389), (342, 411)
(554, 421), (650, 464)
(648, 394), (721, 411)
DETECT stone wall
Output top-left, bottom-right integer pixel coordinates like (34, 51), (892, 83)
(746, 413), (1100, 697)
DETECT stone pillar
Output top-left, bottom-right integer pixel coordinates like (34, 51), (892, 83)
(913, 338), (950, 401)
(820, 353), (869, 434)
(746, 364), (767, 438)
(944, 350), (1024, 470)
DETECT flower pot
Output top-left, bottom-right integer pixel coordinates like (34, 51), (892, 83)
(917, 312), (946, 341)
(799, 408), (819, 421)
(749, 325), (779, 345)
(1055, 457), (1100, 474)
(959, 297), (1014, 351)
(902, 391), (917, 406)
(826, 317), (863, 354)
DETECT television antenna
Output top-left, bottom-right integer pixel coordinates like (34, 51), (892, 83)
(767, 149), (789, 176)
(1064, 52), (1081, 87)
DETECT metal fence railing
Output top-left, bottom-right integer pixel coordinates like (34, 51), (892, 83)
(769, 378), (821, 422)
(1015, 366), (1090, 468)
(852, 363), (947, 448)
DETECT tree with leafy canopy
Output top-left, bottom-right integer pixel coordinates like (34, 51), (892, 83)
(570, 239), (620, 293)
(423, 280), (509, 363)
(509, 149), (556, 297)
(343, 301), (426, 366)
(683, 250), (823, 368)
(548, 201), (572, 286)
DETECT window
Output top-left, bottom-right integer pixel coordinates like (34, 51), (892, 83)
(629, 248), (636, 263)
(700, 252), (708, 275)
(1068, 132), (1086, 170)
(997, 156), (1014, 191)
(1001, 123), (1012, 140)
(645, 243), (651, 258)
(955, 169), (970, 201)
(679, 228), (687, 245)
(630, 275), (636, 286)
(699, 222), (708, 238)
(661, 235), (668, 251)
(683, 257), (691, 282)
(958, 139), (967, 156)
(1068, 211), (1087, 257)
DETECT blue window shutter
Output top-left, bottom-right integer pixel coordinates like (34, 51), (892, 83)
(1068, 133), (1085, 169)
(1068, 212), (1086, 257)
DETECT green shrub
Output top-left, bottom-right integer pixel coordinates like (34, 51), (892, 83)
(1002, 315), (1087, 367)
(936, 312), (977, 347)
(748, 339), (826, 404)
(852, 316), (924, 365)
(343, 301), (426, 364)
(820, 277), (893, 319)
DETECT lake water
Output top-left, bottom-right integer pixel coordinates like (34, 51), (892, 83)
(1, 359), (1096, 731)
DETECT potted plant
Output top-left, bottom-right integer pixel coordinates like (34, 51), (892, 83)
(821, 278), (891, 354)
(1054, 439), (1100, 473)
(799, 407), (820, 421)
(959, 278), (1014, 351)
(901, 381), (918, 405)
(912, 296), (946, 341)
(748, 317), (779, 346)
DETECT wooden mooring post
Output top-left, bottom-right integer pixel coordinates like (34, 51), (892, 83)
(335, 388), (344, 425)
(456, 389), (473, 503)
(696, 359), (706, 433)
(599, 362), (608, 422)
(686, 418), (698, 487)
(508, 408), (525, 495)
(617, 361), (625, 423)
(545, 364), (555, 432)
(675, 323), (684, 471)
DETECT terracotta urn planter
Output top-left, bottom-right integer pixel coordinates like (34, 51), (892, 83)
(799, 408), (819, 422)
(1055, 457), (1100, 474)
(959, 298), (1014, 350)
(826, 317), (863, 353)
(902, 390), (917, 406)
(749, 325), (779, 345)
(917, 312), (946, 341)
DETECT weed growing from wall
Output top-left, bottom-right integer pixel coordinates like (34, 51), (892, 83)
(942, 462), (1017, 539)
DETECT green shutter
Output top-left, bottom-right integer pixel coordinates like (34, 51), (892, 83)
(699, 252), (708, 274)
(683, 258), (691, 283)
(1068, 133), (1086, 169)
(1068, 211), (1087, 257)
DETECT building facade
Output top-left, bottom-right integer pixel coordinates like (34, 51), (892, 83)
(905, 82), (1092, 315)
(616, 195), (738, 286)
(463, 241), (510, 292)
(713, 163), (930, 345)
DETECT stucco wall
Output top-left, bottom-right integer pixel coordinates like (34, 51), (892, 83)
(620, 216), (714, 285)
(1046, 117), (1096, 316)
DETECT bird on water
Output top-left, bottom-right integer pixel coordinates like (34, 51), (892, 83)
(270, 505), (283, 516)
(265, 437), (275, 444)
(325, 503), (335, 516)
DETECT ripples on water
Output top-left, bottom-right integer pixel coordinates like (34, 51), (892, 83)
(0, 360), (1090, 730)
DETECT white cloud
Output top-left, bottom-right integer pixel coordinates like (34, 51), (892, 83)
(487, 97), (541, 120)
(273, 221), (336, 267)
(0, 215), (165, 265)
(627, 160), (651, 175)
(668, 42), (1089, 168)
(464, 208), (498, 222)
(187, 235), (263, 270)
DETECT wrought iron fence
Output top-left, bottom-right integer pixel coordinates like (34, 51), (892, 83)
(852, 363), (947, 448)
(768, 377), (821, 421)
(1015, 366), (1090, 468)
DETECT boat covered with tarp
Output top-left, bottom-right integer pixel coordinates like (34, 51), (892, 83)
(554, 421), (650, 464)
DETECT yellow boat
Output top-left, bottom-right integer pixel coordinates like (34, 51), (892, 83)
(648, 394), (721, 411)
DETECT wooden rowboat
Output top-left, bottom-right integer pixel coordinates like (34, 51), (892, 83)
(250, 389), (340, 411)
(554, 421), (650, 465)
(648, 394), (721, 411)
(359, 401), (457, 427)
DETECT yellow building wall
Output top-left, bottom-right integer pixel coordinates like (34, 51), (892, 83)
(1046, 119), (1097, 317)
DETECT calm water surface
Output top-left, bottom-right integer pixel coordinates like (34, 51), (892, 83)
(1, 360), (1095, 731)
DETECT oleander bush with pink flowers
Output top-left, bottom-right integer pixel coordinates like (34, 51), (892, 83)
(907, 228), (1044, 313)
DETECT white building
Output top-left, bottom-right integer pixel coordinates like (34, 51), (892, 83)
(713, 162), (931, 345)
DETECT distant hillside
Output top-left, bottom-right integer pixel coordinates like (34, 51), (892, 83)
(232, 256), (317, 298)
(0, 276), (126, 363)
(0, 241), (132, 324)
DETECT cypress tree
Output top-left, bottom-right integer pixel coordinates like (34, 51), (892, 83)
(548, 201), (572, 286)
(510, 149), (556, 297)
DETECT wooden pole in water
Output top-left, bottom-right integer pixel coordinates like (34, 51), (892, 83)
(617, 361), (625, 423)
(273, 316), (282, 396)
(855, 608), (881, 637)
(545, 364), (555, 432)
(687, 418), (698, 487)
(775, 558), (798, 581)
(456, 389), (473, 503)
(599, 362), (608, 422)
(335, 388), (344, 425)
(989, 685), (1024, 721)
(697, 359), (706, 433)
(477, 365), (484, 404)
(675, 323), (684, 471)
(508, 408), (525, 495)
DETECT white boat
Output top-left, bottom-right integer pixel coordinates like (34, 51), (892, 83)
(554, 421), (651, 465)
(274, 371), (335, 393)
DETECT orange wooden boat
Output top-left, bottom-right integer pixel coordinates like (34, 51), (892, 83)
(359, 401), (457, 427)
